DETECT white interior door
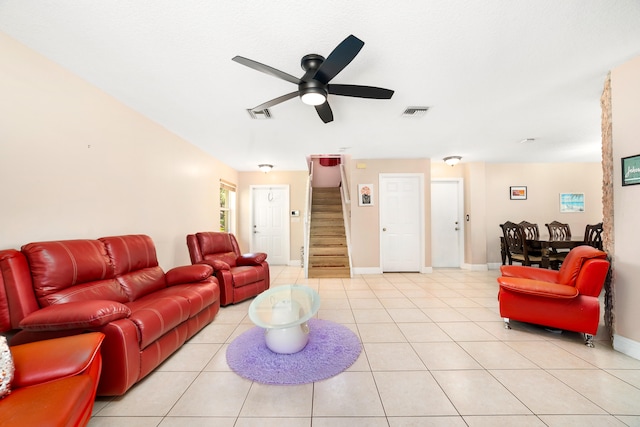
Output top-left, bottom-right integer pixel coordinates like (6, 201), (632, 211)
(431, 179), (464, 267)
(250, 185), (289, 265)
(380, 174), (423, 272)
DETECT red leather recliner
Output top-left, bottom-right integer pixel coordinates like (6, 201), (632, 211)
(497, 245), (609, 347)
(0, 332), (105, 427)
(0, 234), (220, 396)
(187, 232), (269, 306)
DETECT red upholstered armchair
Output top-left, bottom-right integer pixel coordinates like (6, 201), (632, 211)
(0, 333), (104, 427)
(497, 245), (609, 347)
(187, 232), (270, 306)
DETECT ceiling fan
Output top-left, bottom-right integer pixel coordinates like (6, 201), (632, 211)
(232, 34), (394, 123)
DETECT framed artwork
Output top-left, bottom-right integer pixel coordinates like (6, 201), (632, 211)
(621, 154), (640, 186)
(509, 186), (527, 200)
(560, 193), (585, 213)
(358, 184), (373, 206)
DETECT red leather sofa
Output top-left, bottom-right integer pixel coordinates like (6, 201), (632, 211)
(187, 232), (269, 306)
(0, 333), (104, 427)
(497, 245), (609, 346)
(0, 234), (220, 396)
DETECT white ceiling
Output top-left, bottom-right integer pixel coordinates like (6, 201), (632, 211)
(2, 1), (640, 171)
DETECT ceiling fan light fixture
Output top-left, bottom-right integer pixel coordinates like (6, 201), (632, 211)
(443, 156), (462, 166)
(258, 164), (273, 173)
(300, 87), (327, 106)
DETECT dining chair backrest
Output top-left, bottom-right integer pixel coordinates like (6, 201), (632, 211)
(546, 221), (571, 240)
(501, 221), (527, 256)
(584, 222), (603, 250)
(519, 221), (539, 240)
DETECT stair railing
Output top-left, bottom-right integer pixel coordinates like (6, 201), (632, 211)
(339, 163), (353, 277)
(303, 162), (313, 278)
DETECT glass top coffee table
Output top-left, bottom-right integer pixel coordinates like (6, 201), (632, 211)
(248, 285), (321, 354)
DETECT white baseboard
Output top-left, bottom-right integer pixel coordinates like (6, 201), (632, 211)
(421, 266), (433, 274)
(487, 262), (503, 270)
(613, 334), (640, 361)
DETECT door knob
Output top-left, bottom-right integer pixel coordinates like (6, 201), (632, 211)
(383, 228), (387, 232)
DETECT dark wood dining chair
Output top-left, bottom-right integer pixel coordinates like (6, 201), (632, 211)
(500, 221), (543, 267)
(519, 220), (540, 240)
(545, 221), (572, 240)
(584, 222), (604, 250)
(545, 220), (572, 265)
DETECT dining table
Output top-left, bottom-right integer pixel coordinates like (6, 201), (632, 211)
(500, 236), (586, 269)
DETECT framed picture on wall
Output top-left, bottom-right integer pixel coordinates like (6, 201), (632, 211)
(621, 154), (640, 186)
(358, 184), (373, 206)
(510, 186), (527, 200)
(560, 193), (585, 213)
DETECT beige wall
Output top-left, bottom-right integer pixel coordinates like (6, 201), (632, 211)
(236, 171), (308, 264)
(484, 162), (603, 264)
(350, 159), (431, 270)
(611, 56), (640, 350)
(0, 32), (237, 269)
(431, 161), (602, 267)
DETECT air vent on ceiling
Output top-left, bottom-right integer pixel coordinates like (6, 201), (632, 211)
(247, 109), (272, 119)
(402, 106), (430, 117)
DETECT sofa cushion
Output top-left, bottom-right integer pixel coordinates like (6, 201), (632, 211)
(39, 279), (129, 305)
(100, 235), (159, 276)
(156, 282), (220, 317)
(116, 266), (167, 301)
(126, 296), (191, 348)
(229, 266), (266, 287)
(202, 255), (235, 270)
(21, 240), (114, 306)
(498, 277), (578, 299)
(18, 300), (131, 331)
(196, 233), (237, 267)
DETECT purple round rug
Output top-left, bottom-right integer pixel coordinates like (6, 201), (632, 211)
(226, 318), (361, 385)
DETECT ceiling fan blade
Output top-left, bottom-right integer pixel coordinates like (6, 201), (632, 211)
(251, 91), (299, 111)
(312, 35), (364, 84)
(315, 102), (334, 123)
(232, 56), (301, 85)
(328, 84), (394, 99)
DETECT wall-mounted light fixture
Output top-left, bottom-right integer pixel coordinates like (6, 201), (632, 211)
(258, 164), (273, 173)
(443, 156), (462, 167)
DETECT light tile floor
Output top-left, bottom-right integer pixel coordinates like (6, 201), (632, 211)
(89, 266), (640, 426)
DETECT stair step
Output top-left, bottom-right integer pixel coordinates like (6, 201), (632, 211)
(310, 238), (347, 247)
(308, 267), (351, 278)
(309, 255), (349, 266)
(309, 247), (348, 256)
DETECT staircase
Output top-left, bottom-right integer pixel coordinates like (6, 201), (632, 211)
(307, 187), (351, 278)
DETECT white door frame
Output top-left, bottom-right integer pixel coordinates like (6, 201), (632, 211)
(379, 173), (425, 273)
(249, 185), (290, 264)
(431, 178), (465, 268)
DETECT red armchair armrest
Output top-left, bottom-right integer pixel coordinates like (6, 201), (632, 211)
(11, 332), (105, 388)
(165, 264), (214, 286)
(18, 300), (131, 331)
(236, 252), (267, 266)
(498, 277), (578, 299)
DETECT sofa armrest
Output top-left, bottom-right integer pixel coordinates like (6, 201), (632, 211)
(500, 265), (560, 282)
(498, 277), (578, 299)
(165, 264), (214, 286)
(237, 252), (267, 266)
(18, 300), (131, 331)
(10, 332), (105, 388)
